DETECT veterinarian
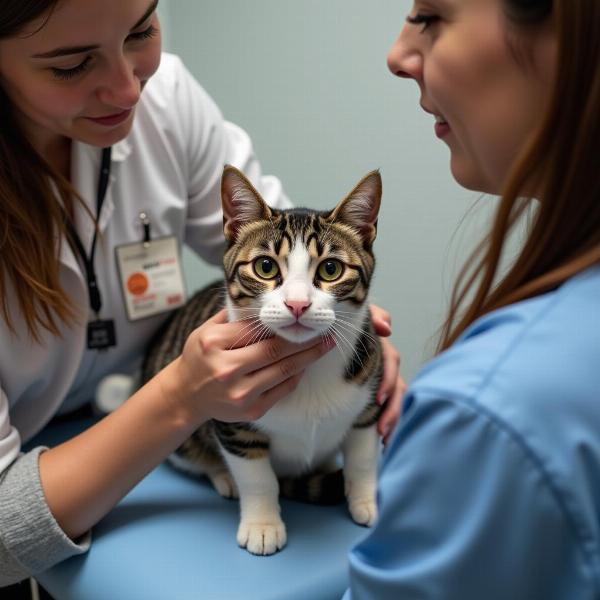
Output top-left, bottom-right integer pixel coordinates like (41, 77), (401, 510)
(344, 0), (600, 598)
(0, 1), (404, 591)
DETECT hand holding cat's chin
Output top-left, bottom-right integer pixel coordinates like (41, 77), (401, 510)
(152, 309), (335, 428)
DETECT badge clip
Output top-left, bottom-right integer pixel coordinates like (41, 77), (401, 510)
(139, 211), (152, 248)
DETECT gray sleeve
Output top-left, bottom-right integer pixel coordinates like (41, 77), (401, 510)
(0, 447), (90, 586)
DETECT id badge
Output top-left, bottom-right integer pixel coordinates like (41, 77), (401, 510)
(115, 236), (187, 321)
(88, 319), (117, 350)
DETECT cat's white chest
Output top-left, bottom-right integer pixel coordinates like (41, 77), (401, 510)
(254, 350), (371, 476)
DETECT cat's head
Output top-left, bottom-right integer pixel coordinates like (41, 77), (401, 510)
(220, 166), (381, 344)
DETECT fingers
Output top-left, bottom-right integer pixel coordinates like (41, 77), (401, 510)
(376, 337), (400, 404)
(229, 334), (326, 376)
(244, 371), (306, 420)
(244, 338), (335, 398)
(370, 304), (392, 337)
(377, 377), (406, 444)
(198, 309), (330, 377)
(214, 340), (334, 422)
(376, 336), (405, 443)
(208, 308), (229, 325)
(194, 309), (272, 354)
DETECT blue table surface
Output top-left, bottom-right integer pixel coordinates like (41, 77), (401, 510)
(27, 417), (367, 600)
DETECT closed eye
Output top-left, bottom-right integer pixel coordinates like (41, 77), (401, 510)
(50, 24), (158, 81)
(406, 13), (440, 32)
(51, 57), (92, 80)
(127, 23), (159, 42)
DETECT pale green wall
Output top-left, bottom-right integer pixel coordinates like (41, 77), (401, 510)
(159, 1), (497, 383)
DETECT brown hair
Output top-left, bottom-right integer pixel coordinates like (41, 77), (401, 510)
(438, 0), (600, 351)
(0, 1), (83, 341)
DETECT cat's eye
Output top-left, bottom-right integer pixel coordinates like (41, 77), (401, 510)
(317, 260), (343, 282)
(254, 257), (280, 280)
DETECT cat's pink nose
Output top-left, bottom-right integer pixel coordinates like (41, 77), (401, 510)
(285, 299), (311, 319)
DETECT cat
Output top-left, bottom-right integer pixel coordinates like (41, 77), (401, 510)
(141, 165), (384, 556)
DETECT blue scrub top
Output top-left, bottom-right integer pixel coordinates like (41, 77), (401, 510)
(344, 265), (600, 599)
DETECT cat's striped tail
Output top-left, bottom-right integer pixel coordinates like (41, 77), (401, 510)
(279, 469), (345, 505)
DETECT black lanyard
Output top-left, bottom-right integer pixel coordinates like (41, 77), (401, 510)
(65, 146), (116, 349)
(65, 146), (112, 315)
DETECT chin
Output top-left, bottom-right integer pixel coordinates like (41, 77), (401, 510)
(275, 324), (321, 344)
(74, 115), (135, 148)
(449, 156), (496, 194)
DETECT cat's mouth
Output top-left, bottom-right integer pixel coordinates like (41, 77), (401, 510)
(280, 323), (314, 333)
(277, 321), (320, 343)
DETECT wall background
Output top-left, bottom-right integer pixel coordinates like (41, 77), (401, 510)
(158, 0), (499, 383)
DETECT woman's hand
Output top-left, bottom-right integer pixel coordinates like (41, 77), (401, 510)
(159, 309), (335, 425)
(370, 304), (406, 444)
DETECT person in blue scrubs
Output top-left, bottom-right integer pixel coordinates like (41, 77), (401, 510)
(345, 0), (600, 598)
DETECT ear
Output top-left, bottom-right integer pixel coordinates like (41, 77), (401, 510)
(327, 170), (382, 247)
(221, 165), (273, 243)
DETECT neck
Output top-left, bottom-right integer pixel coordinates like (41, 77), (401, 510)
(32, 135), (71, 179)
(41, 136), (72, 180)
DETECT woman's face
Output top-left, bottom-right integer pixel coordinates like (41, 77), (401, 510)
(388, 0), (556, 194)
(0, 0), (162, 155)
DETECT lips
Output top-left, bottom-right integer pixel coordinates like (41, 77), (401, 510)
(434, 120), (451, 139)
(86, 108), (132, 127)
(421, 102), (449, 126)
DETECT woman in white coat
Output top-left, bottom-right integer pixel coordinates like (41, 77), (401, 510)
(0, 0), (403, 588)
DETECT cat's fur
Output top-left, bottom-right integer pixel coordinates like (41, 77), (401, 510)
(142, 166), (384, 555)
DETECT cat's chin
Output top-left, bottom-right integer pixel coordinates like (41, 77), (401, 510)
(275, 323), (321, 344)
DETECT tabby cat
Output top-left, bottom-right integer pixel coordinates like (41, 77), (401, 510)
(142, 165), (384, 555)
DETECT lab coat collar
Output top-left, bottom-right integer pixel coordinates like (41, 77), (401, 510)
(111, 137), (132, 162)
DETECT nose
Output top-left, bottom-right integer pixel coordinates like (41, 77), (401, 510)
(285, 299), (311, 319)
(387, 28), (423, 82)
(96, 57), (141, 109)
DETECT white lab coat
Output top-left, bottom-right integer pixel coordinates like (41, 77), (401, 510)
(0, 53), (291, 474)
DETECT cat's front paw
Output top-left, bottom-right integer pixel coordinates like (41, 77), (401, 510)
(348, 498), (378, 527)
(237, 519), (287, 555)
(345, 480), (378, 526)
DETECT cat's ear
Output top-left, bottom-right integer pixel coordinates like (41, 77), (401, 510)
(327, 170), (382, 247)
(221, 165), (273, 243)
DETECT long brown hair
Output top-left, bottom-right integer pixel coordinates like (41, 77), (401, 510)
(438, 0), (600, 351)
(0, 1), (82, 341)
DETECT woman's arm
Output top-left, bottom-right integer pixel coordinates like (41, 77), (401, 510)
(344, 394), (587, 599)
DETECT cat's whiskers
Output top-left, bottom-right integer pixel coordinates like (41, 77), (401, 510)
(327, 325), (359, 365)
(228, 317), (265, 350)
(246, 321), (271, 347)
(253, 324), (273, 346)
(323, 326), (347, 361)
(235, 310), (261, 319)
(335, 317), (379, 345)
(334, 321), (372, 360)
(230, 306), (262, 313)
(331, 324), (366, 369)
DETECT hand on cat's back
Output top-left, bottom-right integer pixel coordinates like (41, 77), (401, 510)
(156, 308), (336, 426)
